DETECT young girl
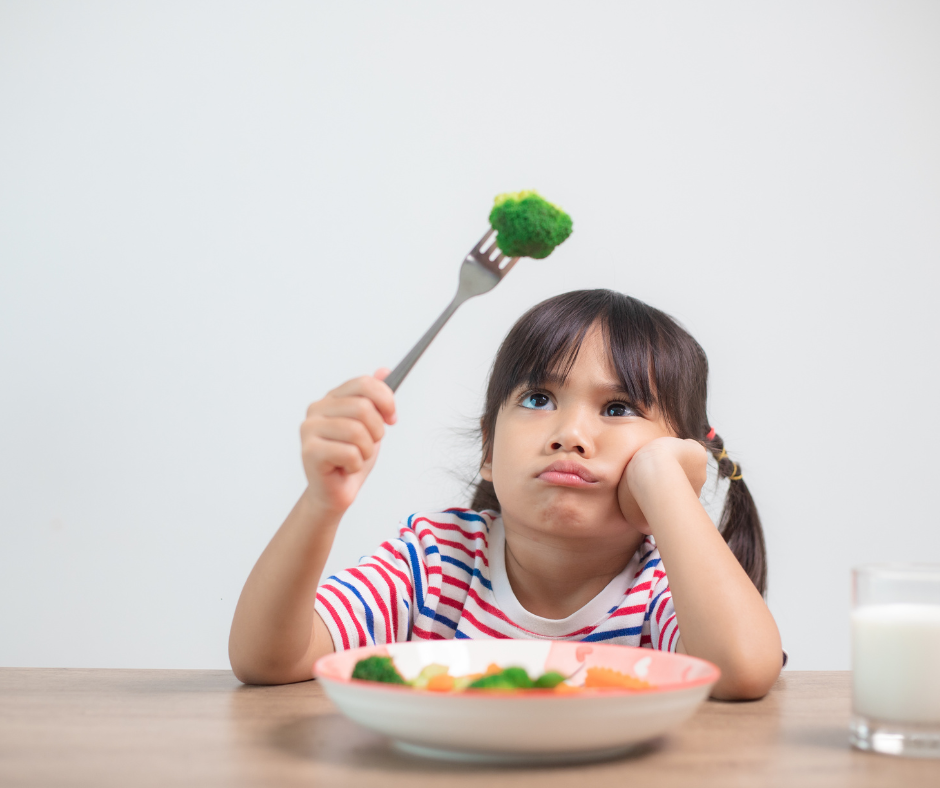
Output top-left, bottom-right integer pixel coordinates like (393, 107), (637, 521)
(229, 289), (783, 699)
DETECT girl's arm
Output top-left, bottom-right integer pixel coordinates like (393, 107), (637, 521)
(621, 438), (782, 700)
(228, 372), (396, 685)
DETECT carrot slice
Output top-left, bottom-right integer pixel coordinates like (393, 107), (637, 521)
(583, 667), (652, 690)
(426, 674), (456, 692)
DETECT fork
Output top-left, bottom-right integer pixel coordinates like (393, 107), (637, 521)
(384, 230), (519, 392)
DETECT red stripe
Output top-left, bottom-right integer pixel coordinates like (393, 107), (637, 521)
(465, 587), (603, 639)
(348, 568), (392, 645)
(640, 634), (652, 646)
(411, 516), (490, 547)
(655, 591), (671, 624)
(321, 585), (366, 648)
(436, 595), (464, 611)
(360, 561), (400, 639)
(412, 625), (446, 640)
(667, 622), (679, 652)
(416, 528), (490, 566)
(427, 565), (442, 577)
(460, 609), (511, 639)
(381, 540), (409, 564)
(658, 613), (677, 650)
(315, 592), (350, 650)
(608, 604), (646, 619)
(627, 580), (652, 595)
(442, 575), (470, 592)
(372, 556), (413, 594)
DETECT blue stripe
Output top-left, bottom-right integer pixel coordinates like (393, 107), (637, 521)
(439, 555), (493, 591)
(445, 509), (486, 523)
(424, 545), (440, 556)
(646, 588), (667, 621)
(402, 542), (459, 631)
(641, 557), (661, 573)
(407, 513), (416, 529)
(427, 611), (459, 631)
(608, 606), (618, 614)
(333, 577), (376, 643)
(581, 626), (643, 642)
(454, 629), (471, 639)
(405, 541), (425, 611)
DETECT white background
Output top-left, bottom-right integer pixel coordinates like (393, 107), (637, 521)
(1, 1), (938, 671)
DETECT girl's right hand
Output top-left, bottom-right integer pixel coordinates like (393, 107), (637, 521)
(300, 369), (397, 514)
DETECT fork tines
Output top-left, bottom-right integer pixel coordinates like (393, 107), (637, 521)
(470, 229), (519, 277)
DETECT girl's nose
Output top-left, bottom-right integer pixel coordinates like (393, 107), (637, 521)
(549, 417), (594, 456)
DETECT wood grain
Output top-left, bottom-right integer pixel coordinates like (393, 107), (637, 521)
(0, 669), (936, 787)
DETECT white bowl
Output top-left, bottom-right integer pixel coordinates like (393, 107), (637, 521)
(314, 639), (719, 763)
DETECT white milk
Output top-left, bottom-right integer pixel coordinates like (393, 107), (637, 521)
(851, 604), (940, 723)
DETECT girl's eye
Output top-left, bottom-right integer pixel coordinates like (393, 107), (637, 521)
(520, 392), (555, 410)
(605, 402), (636, 418)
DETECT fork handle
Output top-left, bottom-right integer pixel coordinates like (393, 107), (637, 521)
(384, 293), (466, 392)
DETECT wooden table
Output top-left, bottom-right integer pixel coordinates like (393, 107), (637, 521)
(0, 669), (937, 787)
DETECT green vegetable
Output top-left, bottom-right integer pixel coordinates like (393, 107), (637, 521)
(410, 663), (449, 690)
(533, 671), (567, 689)
(489, 190), (573, 259)
(468, 666), (536, 690)
(351, 655), (407, 685)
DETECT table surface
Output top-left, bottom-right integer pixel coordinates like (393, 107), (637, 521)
(1, 669), (937, 787)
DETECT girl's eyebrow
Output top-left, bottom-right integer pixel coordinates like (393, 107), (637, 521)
(531, 373), (633, 400)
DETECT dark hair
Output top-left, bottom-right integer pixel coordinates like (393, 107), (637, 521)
(470, 289), (767, 596)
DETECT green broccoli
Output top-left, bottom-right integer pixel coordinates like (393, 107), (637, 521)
(467, 666), (535, 690)
(351, 655), (407, 685)
(489, 190), (573, 259)
(533, 670), (567, 689)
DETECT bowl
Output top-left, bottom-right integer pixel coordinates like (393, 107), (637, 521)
(314, 639), (719, 763)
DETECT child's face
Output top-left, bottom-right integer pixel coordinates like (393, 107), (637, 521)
(480, 327), (675, 538)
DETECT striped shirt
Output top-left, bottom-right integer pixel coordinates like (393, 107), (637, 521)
(314, 508), (681, 651)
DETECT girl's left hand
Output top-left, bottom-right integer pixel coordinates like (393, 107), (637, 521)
(618, 437), (708, 533)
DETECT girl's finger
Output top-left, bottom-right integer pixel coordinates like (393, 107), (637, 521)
(304, 436), (365, 475)
(327, 375), (397, 425)
(372, 368), (398, 424)
(304, 417), (377, 462)
(306, 396), (386, 443)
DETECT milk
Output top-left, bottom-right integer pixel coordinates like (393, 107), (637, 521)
(851, 604), (940, 723)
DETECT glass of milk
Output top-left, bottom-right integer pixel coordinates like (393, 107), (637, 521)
(850, 564), (940, 757)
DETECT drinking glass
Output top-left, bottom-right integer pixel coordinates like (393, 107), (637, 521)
(850, 564), (940, 757)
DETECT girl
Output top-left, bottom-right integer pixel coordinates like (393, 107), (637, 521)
(229, 290), (783, 699)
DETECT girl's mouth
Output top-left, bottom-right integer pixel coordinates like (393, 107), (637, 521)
(537, 461), (599, 488)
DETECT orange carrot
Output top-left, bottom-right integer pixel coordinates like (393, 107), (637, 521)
(583, 667), (652, 690)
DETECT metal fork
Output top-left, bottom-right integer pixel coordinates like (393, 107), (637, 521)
(384, 230), (519, 392)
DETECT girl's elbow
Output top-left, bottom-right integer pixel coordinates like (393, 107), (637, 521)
(711, 652), (782, 700)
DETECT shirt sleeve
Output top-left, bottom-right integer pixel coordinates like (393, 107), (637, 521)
(647, 568), (681, 653)
(314, 529), (418, 650)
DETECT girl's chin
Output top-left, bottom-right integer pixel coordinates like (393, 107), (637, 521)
(504, 500), (631, 535)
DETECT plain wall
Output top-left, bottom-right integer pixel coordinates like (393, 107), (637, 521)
(2, 1), (939, 670)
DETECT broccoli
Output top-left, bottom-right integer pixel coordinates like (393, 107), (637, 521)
(351, 655), (407, 685)
(533, 670), (567, 689)
(489, 191), (573, 259)
(467, 666), (536, 690)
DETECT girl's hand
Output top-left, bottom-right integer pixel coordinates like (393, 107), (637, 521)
(300, 369), (397, 515)
(618, 437), (708, 533)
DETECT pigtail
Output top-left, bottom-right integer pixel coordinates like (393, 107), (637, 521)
(470, 478), (500, 513)
(705, 431), (767, 597)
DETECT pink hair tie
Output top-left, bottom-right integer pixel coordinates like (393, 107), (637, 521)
(705, 427), (716, 441)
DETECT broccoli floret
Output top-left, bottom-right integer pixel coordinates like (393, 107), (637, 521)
(533, 671), (567, 689)
(467, 666), (535, 690)
(489, 191), (573, 259)
(351, 655), (407, 685)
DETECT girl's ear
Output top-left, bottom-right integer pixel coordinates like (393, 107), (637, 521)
(479, 422), (493, 482)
